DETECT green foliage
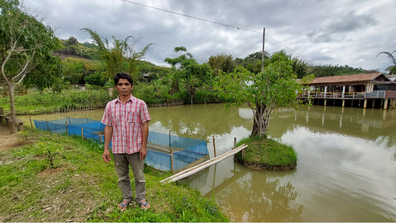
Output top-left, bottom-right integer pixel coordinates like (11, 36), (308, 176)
(164, 46), (212, 104)
(208, 53), (235, 74)
(234, 51), (270, 74)
(84, 71), (107, 87)
(56, 36), (101, 60)
(81, 28), (155, 80)
(214, 51), (313, 137)
(307, 64), (370, 77)
(0, 0), (62, 132)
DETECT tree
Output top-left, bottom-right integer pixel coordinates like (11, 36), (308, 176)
(0, 0), (61, 133)
(208, 53), (235, 74)
(82, 28), (155, 82)
(164, 46), (211, 104)
(376, 50), (396, 74)
(214, 51), (313, 137)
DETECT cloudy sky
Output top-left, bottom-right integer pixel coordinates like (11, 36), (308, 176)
(25, 0), (396, 72)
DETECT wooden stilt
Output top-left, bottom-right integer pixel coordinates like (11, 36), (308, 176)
(65, 121), (68, 134)
(81, 128), (84, 140)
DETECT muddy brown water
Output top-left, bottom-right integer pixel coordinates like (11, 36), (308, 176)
(18, 104), (396, 221)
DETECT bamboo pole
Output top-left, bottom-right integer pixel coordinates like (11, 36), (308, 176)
(213, 136), (216, 157)
(65, 121), (68, 135)
(161, 144), (248, 183)
(99, 134), (102, 144)
(29, 114), (33, 128)
(162, 145), (248, 183)
(81, 128), (84, 140)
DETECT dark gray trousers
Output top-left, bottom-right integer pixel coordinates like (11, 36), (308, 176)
(113, 153), (146, 203)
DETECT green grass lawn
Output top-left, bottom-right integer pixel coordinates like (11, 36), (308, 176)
(0, 128), (228, 222)
(236, 136), (297, 170)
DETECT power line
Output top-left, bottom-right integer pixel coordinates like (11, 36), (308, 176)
(121, 0), (310, 60)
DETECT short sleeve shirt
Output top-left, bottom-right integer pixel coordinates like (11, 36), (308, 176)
(101, 95), (151, 154)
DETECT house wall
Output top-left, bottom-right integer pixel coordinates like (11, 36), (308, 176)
(376, 85), (396, 91)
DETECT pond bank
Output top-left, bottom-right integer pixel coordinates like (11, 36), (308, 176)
(0, 127), (229, 222)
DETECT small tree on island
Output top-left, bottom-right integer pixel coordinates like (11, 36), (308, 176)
(0, 1), (61, 133)
(214, 51), (313, 137)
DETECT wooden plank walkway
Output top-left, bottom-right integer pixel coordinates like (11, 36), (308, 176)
(160, 144), (248, 183)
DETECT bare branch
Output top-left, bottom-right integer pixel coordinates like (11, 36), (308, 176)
(11, 50), (36, 81)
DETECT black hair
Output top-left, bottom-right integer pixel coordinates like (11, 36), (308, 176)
(114, 72), (133, 86)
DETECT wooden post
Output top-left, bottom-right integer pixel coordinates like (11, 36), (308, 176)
(363, 99), (367, 109)
(234, 137), (237, 162)
(170, 150), (174, 173)
(99, 134), (102, 143)
(384, 99), (388, 110)
(29, 114), (33, 128)
(169, 130), (174, 172)
(46, 119), (50, 132)
(81, 128), (84, 140)
(342, 100), (345, 107)
(65, 121), (68, 135)
(213, 136), (216, 157)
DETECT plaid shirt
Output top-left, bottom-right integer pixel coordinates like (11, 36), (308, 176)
(101, 95), (151, 154)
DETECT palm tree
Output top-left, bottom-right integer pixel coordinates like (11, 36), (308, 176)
(376, 50), (396, 74)
(81, 28), (155, 81)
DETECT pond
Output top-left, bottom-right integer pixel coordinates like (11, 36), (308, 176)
(18, 104), (396, 221)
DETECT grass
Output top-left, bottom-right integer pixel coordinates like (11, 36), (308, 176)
(0, 128), (229, 222)
(0, 89), (112, 115)
(236, 135), (297, 167)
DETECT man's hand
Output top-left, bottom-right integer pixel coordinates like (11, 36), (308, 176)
(103, 149), (111, 163)
(140, 146), (147, 160)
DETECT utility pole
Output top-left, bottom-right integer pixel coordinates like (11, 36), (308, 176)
(261, 28), (265, 72)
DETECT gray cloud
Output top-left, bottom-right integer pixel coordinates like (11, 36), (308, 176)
(22, 0), (396, 72)
(308, 10), (378, 43)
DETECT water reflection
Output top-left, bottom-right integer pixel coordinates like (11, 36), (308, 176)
(206, 167), (303, 221)
(17, 104), (396, 221)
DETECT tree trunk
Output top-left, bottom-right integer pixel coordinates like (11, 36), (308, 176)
(251, 102), (270, 138)
(7, 82), (17, 134)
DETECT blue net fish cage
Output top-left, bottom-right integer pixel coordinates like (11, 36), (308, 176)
(34, 118), (209, 172)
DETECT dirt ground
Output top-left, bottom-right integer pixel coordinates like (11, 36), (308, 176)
(0, 123), (22, 152)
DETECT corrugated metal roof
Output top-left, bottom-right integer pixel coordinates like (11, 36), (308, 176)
(387, 75), (396, 82)
(310, 73), (383, 85)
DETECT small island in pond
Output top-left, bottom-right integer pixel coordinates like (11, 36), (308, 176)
(236, 136), (297, 171)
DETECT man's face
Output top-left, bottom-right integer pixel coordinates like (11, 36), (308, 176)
(116, 78), (133, 96)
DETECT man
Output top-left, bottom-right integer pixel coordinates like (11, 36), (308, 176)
(101, 72), (151, 211)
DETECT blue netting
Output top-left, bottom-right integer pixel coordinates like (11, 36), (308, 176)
(33, 118), (208, 171)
